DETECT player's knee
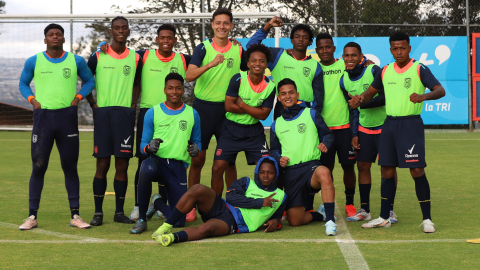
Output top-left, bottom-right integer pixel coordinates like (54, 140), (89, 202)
(32, 158), (48, 175)
(341, 163), (355, 174)
(211, 162), (227, 177)
(190, 154), (206, 168)
(410, 167), (425, 178)
(381, 166), (395, 178)
(199, 223), (216, 236)
(139, 160), (157, 183)
(357, 162), (371, 172)
(188, 184), (207, 197)
(287, 218), (303, 227)
(115, 159), (129, 173)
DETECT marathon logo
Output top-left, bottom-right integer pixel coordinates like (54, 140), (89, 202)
(121, 144), (132, 148)
(103, 67), (115, 69)
(67, 134), (78, 137)
(283, 66), (295, 70)
(150, 69), (162, 72)
(41, 71), (53, 74)
(280, 130), (290, 134)
(322, 70), (342, 75)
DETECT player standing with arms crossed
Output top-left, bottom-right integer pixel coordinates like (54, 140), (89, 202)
(185, 8), (247, 221)
(349, 32), (445, 233)
(86, 16), (143, 226)
(18, 24), (95, 229)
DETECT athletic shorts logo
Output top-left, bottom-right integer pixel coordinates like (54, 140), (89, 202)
(32, 134), (37, 143)
(261, 142), (269, 154)
(257, 99), (264, 106)
(216, 149), (222, 156)
(63, 68), (71, 79)
(404, 78), (411, 89)
(179, 120), (187, 131)
(121, 136), (132, 148)
(363, 83), (369, 92)
(94, 146), (98, 154)
(297, 123), (306, 134)
(303, 67), (311, 77)
(170, 67), (178, 74)
(123, 65), (131, 76)
(226, 58), (234, 69)
(405, 144), (418, 158)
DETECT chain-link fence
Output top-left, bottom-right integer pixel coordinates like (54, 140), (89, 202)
(1, 0), (479, 128)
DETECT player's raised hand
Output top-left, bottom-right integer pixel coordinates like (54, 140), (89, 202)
(146, 138), (163, 154)
(363, 59), (375, 66)
(31, 98), (41, 110)
(209, 54), (225, 68)
(187, 140), (200, 157)
(263, 219), (279, 232)
(279, 156), (289, 167)
(267, 16), (283, 28)
(351, 136), (360, 150)
(262, 193), (279, 208)
(410, 93), (425, 104)
(318, 143), (328, 153)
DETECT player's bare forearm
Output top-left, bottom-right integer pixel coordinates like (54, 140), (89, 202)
(239, 103), (271, 120)
(86, 92), (95, 104)
(186, 64), (211, 82)
(423, 84), (446, 101)
(131, 82), (141, 108)
(360, 86), (380, 104)
(225, 96), (246, 114)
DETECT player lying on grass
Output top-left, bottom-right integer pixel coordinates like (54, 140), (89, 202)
(129, 72), (201, 234)
(270, 78), (337, 236)
(151, 157), (286, 246)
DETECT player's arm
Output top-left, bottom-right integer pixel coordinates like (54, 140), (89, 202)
(247, 16), (282, 49)
(131, 53), (143, 108)
(349, 69), (383, 109)
(225, 74), (246, 113)
(312, 109), (334, 152)
(236, 88), (275, 120)
(187, 109), (202, 157)
(270, 121), (287, 167)
(140, 108), (155, 155)
(19, 56), (41, 109)
(264, 195), (287, 232)
(359, 66), (386, 109)
(312, 63), (325, 112)
(86, 53), (98, 108)
(185, 43), (224, 82)
(73, 55), (95, 106)
(226, 177), (265, 209)
(340, 78), (359, 141)
(410, 64), (445, 103)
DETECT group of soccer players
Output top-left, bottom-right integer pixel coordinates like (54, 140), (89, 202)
(18, 8), (445, 246)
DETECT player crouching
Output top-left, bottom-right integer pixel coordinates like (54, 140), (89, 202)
(151, 157), (286, 246)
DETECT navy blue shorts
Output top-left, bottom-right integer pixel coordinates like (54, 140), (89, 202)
(283, 160), (321, 210)
(214, 119), (269, 165)
(192, 98), (226, 150)
(135, 108), (149, 158)
(356, 129), (381, 163)
(378, 115), (426, 168)
(200, 194), (237, 234)
(320, 127), (356, 165)
(92, 106), (136, 158)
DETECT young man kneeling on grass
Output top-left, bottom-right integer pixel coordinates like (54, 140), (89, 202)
(151, 157), (286, 246)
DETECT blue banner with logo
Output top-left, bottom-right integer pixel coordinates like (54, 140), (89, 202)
(238, 36), (468, 126)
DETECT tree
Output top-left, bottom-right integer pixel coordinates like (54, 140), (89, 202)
(0, 1), (5, 14)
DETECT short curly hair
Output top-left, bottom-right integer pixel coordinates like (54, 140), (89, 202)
(290, 24), (314, 43)
(245, 43), (272, 63)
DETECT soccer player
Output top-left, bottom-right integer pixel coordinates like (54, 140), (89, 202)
(211, 43), (275, 195)
(246, 16), (323, 119)
(339, 42), (397, 222)
(95, 24), (192, 221)
(86, 16), (143, 226)
(270, 79), (337, 236)
(18, 23), (95, 229)
(151, 156), (286, 246)
(349, 32), (445, 233)
(316, 33), (359, 217)
(185, 8), (247, 221)
(129, 73), (201, 234)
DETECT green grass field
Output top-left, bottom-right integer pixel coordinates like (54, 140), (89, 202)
(1, 130), (479, 269)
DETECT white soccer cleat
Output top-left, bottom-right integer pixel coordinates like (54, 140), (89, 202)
(325, 220), (337, 236)
(156, 211), (166, 220)
(19, 215), (38, 230)
(70, 215), (91, 229)
(421, 219), (435, 233)
(361, 217), (391, 228)
(346, 208), (371, 222)
(129, 206), (139, 221)
(389, 210), (398, 224)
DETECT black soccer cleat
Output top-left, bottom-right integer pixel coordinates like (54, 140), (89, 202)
(90, 213), (103, 226)
(114, 212), (135, 224)
(129, 219), (147, 234)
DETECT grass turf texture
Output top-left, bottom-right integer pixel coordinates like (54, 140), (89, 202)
(0, 130), (479, 269)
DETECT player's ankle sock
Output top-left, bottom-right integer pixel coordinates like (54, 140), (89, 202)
(172, 231), (188, 243)
(324, 202), (335, 222)
(70, 208), (79, 219)
(414, 174), (431, 220)
(93, 177), (107, 213)
(359, 184), (371, 213)
(154, 198), (171, 218)
(391, 183), (397, 211)
(166, 207), (186, 225)
(29, 209), (38, 219)
(114, 179), (128, 214)
(134, 170), (139, 207)
(380, 177), (396, 219)
(345, 187), (355, 205)
(310, 211), (324, 222)
(138, 204), (148, 221)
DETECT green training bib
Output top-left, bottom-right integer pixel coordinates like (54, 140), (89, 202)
(33, 52), (77, 110)
(320, 59), (349, 127)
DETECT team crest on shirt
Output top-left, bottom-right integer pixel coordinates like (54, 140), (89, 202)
(179, 120), (187, 131)
(123, 65), (131, 76)
(404, 78), (411, 89)
(227, 58), (234, 69)
(257, 99), (265, 106)
(303, 67), (311, 77)
(297, 123), (306, 134)
(170, 67), (178, 74)
(363, 84), (369, 92)
(63, 68), (71, 79)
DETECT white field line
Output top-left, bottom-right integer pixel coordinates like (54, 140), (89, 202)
(334, 205), (370, 270)
(0, 221), (103, 241)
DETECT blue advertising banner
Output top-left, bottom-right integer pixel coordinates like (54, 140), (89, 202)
(238, 36), (468, 126)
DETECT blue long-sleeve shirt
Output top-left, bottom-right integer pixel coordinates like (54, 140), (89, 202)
(19, 52), (95, 101)
(140, 102), (201, 168)
(246, 27), (324, 108)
